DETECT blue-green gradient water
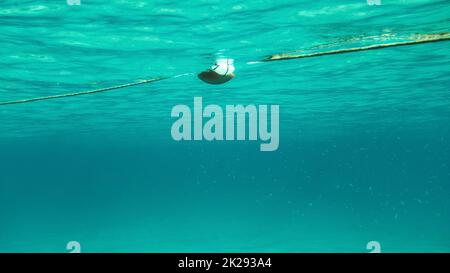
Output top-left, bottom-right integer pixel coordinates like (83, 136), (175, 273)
(1, 0), (449, 252)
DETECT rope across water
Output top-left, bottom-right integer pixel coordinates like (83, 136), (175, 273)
(0, 77), (169, 106)
(262, 32), (450, 61)
(1, 33), (448, 106)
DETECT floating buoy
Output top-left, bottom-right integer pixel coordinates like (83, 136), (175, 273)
(198, 58), (235, 85)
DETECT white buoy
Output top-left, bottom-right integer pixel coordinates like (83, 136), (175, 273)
(198, 58), (235, 84)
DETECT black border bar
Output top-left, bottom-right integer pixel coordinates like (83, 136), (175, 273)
(0, 253), (448, 272)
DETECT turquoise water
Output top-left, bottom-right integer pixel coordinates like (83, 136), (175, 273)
(1, 0), (450, 252)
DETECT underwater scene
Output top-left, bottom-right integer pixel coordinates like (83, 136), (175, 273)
(0, 0), (449, 252)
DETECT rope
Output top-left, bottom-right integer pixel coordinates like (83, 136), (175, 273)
(1, 33), (448, 106)
(0, 76), (169, 106)
(262, 32), (450, 62)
